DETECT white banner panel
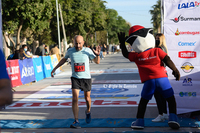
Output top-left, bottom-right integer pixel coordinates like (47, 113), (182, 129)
(164, 0), (200, 114)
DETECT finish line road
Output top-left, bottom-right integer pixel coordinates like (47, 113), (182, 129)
(1, 53), (199, 132)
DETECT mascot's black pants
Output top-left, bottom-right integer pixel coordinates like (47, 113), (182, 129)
(137, 96), (176, 118)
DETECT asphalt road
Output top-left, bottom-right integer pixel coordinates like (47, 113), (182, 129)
(1, 52), (199, 133)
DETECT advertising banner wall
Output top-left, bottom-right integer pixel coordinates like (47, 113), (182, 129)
(50, 54), (60, 74)
(164, 0), (200, 114)
(32, 57), (45, 82)
(18, 59), (35, 84)
(5, 60), (22, 87)
(42, 56), (53, 78)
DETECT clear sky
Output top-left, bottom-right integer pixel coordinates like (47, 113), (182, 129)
(104, 0), (158, 28)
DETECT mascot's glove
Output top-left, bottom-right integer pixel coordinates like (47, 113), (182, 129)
(117, 32), (129, 59)
(117, 32), (127, 49)
(163, 55), (180, 81)
(172, 69), (180, 81)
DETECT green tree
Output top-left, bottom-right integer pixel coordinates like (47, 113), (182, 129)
(149, 0), (161, 33)
(2, 0), (53, 52)
(58, 0), (107, 45)
(106, 9), (130, 44)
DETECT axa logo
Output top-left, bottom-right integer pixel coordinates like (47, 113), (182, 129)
(171, 15), (200, 23)
(175, 28), (200, 36)
(181, 62), (194, 73)
(182, 77), (192, 86)
(178, 51), (197, 58)
(178, 1), (200, 9)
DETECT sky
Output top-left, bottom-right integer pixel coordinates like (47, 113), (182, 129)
(104, 0), (158, 28)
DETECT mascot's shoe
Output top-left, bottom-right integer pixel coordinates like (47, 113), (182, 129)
(131, 118), (144, 129)
(163, 113), (169, 120)
(168, 113), (180, 129)
(152, 114), (165, 122)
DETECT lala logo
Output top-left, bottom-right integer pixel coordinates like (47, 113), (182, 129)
(178, 1), (200, 9)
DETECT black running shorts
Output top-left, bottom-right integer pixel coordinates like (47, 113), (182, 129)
(71, 77), (91, 92)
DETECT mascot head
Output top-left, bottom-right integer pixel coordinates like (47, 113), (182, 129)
(125, 25), (155, 53)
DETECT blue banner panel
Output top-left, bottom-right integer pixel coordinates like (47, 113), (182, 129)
(42, 56), (53, 78)
(32, 57), (45, 82)
(18, 58), (35, 84)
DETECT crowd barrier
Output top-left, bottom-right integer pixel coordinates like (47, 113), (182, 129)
(5, 54), (60, 87)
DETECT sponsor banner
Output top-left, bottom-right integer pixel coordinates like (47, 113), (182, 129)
(5, 60), (22, 87)
(32, 57), (45, 82)
(50, 54), (60, 74)
(169, 79), (200, 114)
(42, 56), (53, 78)
(164, 0), (200, 114)
(18, 59), (35, 84)
(6, 84), (156, 109)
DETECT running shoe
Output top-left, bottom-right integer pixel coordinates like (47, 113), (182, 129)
(85, 110), (91, 123)
(131, 118), (144, 129)
(152, 114), (165, 122)
(70, 120), (81, 128)
(163, 113), (169, 120)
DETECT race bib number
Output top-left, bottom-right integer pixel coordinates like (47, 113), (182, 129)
(74, 63), (85, 72)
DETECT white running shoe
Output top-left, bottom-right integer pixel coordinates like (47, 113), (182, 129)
(163, 113), (169, 120)
(152, 114), (165, 122)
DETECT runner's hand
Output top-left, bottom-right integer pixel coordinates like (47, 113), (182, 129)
(93, 45), (101, 56)
(51, 70), (56, 78)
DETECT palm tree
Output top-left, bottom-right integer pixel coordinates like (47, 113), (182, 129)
(149, 0), (161, 34)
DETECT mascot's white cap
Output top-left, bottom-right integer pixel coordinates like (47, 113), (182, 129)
(126, 25), (155, 53)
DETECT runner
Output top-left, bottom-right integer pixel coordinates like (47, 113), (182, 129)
(51, 35), (101, 128)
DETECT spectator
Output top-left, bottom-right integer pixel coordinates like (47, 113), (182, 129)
(18, 48), (25, 60)
(102, 44), (107, 57)
(21, 45), (32, 59)
(152, 33), (169, 122)
(50, 44), (60, 55)
(44, 45), (49, 56)
(35, 43), (45, 56)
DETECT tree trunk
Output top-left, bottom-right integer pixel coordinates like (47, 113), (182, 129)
(16, 20), (23, 50)
(3, 32), (16, 53)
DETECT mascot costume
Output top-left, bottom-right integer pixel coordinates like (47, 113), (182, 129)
(118, 25), (180, 129)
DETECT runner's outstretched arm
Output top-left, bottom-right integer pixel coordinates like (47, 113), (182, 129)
(51, 58), (67, 77)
